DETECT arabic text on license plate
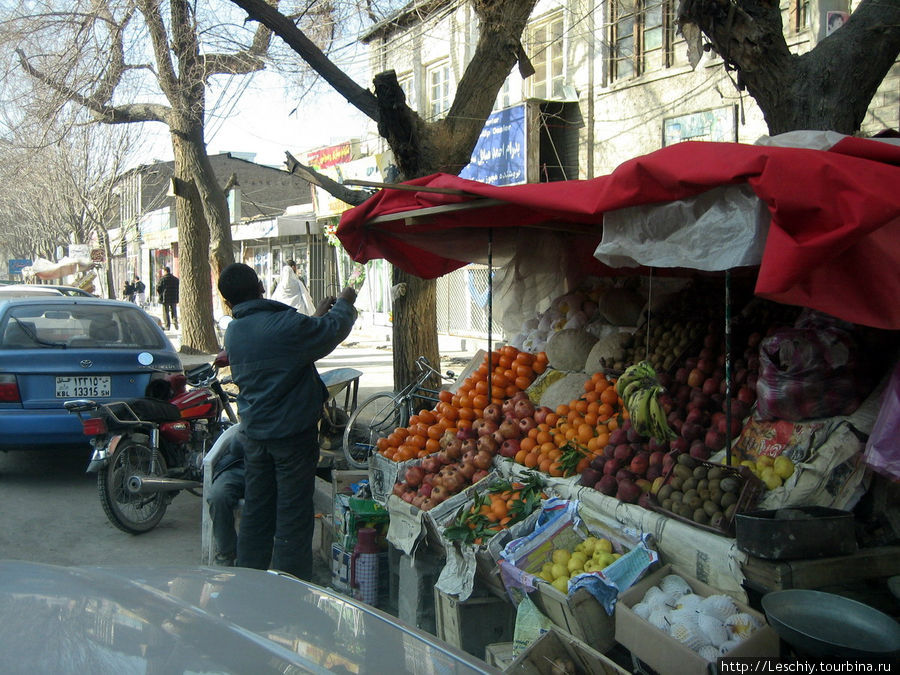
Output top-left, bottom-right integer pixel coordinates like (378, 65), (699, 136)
(56, 376), (111, 398)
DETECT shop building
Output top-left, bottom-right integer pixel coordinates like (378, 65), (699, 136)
(110, 152), (319, 304)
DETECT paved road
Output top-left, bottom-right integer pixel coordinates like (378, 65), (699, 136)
(0, 336), (480, 571)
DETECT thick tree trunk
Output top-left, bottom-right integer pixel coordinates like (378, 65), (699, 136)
(391, 268), (440, 395)
(194, 154), (235, 283)
(678, 0), (900, 134)
(170, 124), (220, 354)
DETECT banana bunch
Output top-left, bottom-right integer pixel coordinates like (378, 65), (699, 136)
(616, 361), (676, 441)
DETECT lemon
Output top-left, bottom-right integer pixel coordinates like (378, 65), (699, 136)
(568, 557), (586, 574)
(541, 562), (555, 577)
(574, 542), (585, 554)
(552, 576), (569, 594)
(581, 537), (599, 556)
(583, 560), (599, 573)
(756, 455), (774, 469)
(551, 548), (571, 566)
(551, 563), (568, 580)
(760, 468), (783, 491)
(538, 564), (555, 582)
(740, 460), (757, 473)
(594, 538), (613, 555)
(595, 553), (615, 569)
(774, 456), (795, 479)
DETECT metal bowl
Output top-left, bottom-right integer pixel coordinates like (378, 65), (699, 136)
(762, 589), (900, 661)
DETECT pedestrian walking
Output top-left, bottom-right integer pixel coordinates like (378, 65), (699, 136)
(133, 275), (146, 306)
(272, 259), (315, 315)
(121, 279), (135, 303)
(157, 266), (180, 330)
(217, 262), (357, 581)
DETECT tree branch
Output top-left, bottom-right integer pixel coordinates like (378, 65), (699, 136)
(136, 0), (181, 98)
(229, 0), (380, 121)
(15, 49), (170, 124)
(285, 151), (370, 206)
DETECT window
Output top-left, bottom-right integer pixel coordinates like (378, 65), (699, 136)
(527, 14), (565, 99)
(397, 72), (415, 108)
(789, 0), (809, 34)
(426, 61), (451, 119)
(610, 0), (673, 81)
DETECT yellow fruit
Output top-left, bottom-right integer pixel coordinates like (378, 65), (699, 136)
(552, 576), (569, 594)
(740, 460), (757, 473)
(580, 537), (598, 556)
(756, 455), (774, 469)
(774, 456), (795, 479)
(583, 560), (599, 573)
(569, 569), (583, 579)
(552, 549), (571, 566)
(594, 538), (613, 555)
(568, 552), (587, 573)
(551, 563), (568, 580)
(595, 553), (615, 569)
(760, 468), (783, 491)
(538, 565), (555, 582)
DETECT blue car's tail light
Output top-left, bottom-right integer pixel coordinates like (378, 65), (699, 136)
(0, 375), (20, 403)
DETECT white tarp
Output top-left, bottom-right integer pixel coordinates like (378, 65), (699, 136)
(595, 184), (770, 271)
(22, 256), (94, 280)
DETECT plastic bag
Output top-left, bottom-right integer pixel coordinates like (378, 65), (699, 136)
(755, 322), (861, 421)
(864, 361), (900, 481)
(512, 594), (553, 657)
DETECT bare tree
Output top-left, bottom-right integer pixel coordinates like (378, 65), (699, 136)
(0, 118), (138, 296)
(231, 0), (539, 389)
(2, 0), (334, 352)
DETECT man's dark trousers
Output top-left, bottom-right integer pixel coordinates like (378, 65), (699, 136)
(236, 426), (319, 580)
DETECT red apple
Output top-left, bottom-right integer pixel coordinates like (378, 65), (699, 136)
(648, 450), (666, 466)
(705, 428), (725, 451)
(580, 468), (602, 488)
(608, 428), (628, 447)
(669, 437), (688, 453)
(616, 479), (642, 504)
(614, 444), (633, 463)
(603, 458), (622, 476)
(630, 452), (650, 477)
(616, 468), (636, 483)
(595, 475), (618, 496)
(687, 368), (706, 388)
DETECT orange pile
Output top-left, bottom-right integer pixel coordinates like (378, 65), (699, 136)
(376, 346), (548, 462)
(513, 372), (626, 477)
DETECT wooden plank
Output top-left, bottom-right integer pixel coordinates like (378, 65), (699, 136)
(741, 546), (900, 591)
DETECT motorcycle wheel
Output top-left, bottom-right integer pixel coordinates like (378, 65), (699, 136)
(343, 392), (407, 469)
(98, 436), (169, 534)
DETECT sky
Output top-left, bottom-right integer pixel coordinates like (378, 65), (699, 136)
(142, 72), (372, 168)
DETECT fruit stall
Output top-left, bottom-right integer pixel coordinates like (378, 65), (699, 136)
(332, 132), (900, 669)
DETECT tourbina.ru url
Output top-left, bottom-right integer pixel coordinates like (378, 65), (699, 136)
(719, 659), (893, 673)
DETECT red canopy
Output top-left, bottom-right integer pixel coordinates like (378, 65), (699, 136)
(337, 137), (900, 330)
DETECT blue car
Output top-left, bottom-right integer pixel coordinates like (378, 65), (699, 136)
(0, 297), (182, 451)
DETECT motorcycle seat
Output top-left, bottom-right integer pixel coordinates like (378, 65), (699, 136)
(106, 398), (183, 424)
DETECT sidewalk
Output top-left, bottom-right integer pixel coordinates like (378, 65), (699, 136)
(167, 323), (488, 397)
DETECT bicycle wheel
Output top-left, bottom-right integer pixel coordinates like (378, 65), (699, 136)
(343, 392), (408, 469)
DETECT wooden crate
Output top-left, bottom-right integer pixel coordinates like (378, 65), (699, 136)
(505, 626), (628, 675)
(530, 583), (616, 653)
(742, 545), (900, 593)
(484, 642), (515, 670)
(434, 588), (515, 660)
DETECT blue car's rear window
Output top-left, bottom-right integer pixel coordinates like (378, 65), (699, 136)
(0, 305), (166, 350)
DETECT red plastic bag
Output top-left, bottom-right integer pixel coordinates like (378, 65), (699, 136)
(755, 321), (861, 422)
(864, 361), (900, 481)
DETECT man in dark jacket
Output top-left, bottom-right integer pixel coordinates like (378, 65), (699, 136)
(217, 262), (356, 580)
(156, 266), (180, 330)
(207, 431), (245, 566)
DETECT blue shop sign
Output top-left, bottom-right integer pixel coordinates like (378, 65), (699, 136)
(460, 104), (526, 186)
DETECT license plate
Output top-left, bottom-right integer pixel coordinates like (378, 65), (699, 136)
(56, 376), (111, 398)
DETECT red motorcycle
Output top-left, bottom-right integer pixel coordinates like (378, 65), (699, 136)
(65, 351), (237, 534)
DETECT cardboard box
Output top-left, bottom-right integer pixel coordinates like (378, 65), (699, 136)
(504, 626), (629, 675)
(484, 642), (515, 670)
(615, 564), (780, 675)
(331, 544), (351, 593)
(500, 501), (657, 653)
(434, 588), (515, 660)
